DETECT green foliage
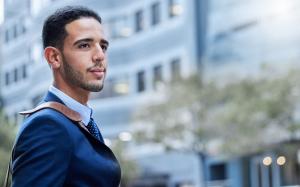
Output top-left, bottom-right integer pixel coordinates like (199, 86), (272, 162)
(133, 68), (300, 156)
(0, 111), (15, 185)
(111, 140), (139, 187)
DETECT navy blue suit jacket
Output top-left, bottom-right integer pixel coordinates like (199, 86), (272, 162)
(12, 91), (121, 187)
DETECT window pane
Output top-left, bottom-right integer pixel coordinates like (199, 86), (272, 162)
(113, 79), (129, 96)
(171, 58), (181, 80)
(5, 72), (10, 86)
(135, 10), (144, 32)
(13, 25), (18, 38)
(110, 16), (132, 39)
(151, 2), (161, 25)
(5, 29), (9, 43)
(22, 24), (26, 34)
(209, 163), (227, 181)
(22, 64), (27, 79)
(153, 65), (163, 90)
(137, 71), (146, 92)
(169, 0), (183, 18)
(91, 76), (130, 99)
(14, 68), (18, 82)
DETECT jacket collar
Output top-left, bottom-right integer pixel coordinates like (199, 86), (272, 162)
(43, 91), (65, 104)
(40, 91), (107, 145)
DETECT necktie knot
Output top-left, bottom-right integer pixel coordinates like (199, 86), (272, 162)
(86, 118), (104, 142)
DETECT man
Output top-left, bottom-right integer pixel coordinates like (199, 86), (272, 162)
(11, 6), (121, 187)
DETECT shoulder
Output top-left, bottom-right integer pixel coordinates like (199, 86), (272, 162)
(14, 108), (76, 158)
(16, 108), (77, 144)
(27, 107), (70, 122)
(12, 109), (75, 182)
(21, 108), (73, 131)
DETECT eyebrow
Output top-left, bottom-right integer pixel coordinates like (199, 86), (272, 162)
(101, 39), (109, 47)
(73, 38), (110, 47)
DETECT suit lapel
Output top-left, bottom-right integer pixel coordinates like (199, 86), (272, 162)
(42, 91), (102, 143)
(42, 91), (93, 139)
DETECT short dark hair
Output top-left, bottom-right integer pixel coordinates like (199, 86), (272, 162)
(42, 6), (102, 49)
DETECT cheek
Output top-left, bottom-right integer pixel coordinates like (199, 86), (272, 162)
(67, 55), (88, 69)
(103, 59), (108, 68)
(64, 49), (90, 62)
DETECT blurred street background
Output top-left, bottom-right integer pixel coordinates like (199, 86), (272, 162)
(1, 0), (300, 186)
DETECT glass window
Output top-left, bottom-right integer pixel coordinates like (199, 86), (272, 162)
(279, 153), (300, 185)
(91, 76), (130, 99)
(14, 68), (18, 82)
(169, 0), (183, 18)
(109, 16), (132, 39)
(22, 24), (26, 34)
(103, 77), (130, 97)
(22, 64), (27, 79)
(135, 10), (144, 32)
(13, 24), (18, 39)
(108, 19), (119, 39)
(209, 163), (227, 181)
(113, 79), (130, 96)
(5, 72), (10, 86)
(171, 58), (181, 80)
(151, 2), (161, 26)
(153, 65), (163, 90)
(5, 29), (9, 43)
(137, 71), (146, 92)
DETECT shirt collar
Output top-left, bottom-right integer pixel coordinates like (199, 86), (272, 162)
(48, 85), (92, 126)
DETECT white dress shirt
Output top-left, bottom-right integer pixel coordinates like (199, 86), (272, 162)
(49, 85), (92, 126)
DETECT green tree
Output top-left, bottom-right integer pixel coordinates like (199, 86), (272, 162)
(111, 140), (139, 187)
(133, 68), (300, 156)
(0, 110), (16, 185)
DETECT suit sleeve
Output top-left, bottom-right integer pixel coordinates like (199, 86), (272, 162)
(12, 113), (74, 187)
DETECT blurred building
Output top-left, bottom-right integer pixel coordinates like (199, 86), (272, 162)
(0, 0), (207, 186)
(203, 0), (300, 186)
(204, 140), (300, 187)
(204, 0), (300, 78)
(3, 0), (300, 186)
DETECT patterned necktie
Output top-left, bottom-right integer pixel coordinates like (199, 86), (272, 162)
(86, 118), (104, 142)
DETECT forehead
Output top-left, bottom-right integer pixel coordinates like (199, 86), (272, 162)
(64, 17), (104, 41)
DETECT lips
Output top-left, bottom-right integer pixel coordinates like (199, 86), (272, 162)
(89, 67), (106, 78)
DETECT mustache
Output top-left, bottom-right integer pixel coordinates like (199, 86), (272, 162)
(87, 61), (106, 72)
(87, 66), (106, 72)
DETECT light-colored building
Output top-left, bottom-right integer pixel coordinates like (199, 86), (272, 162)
(205, 0), (300, 78)
(3, 0), (300, 186)
(203, 1), (300, 187)
(0, 0), (207, 186)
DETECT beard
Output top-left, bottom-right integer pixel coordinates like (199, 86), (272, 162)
(60, 54), (104, 92)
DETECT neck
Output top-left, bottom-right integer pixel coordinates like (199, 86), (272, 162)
(53, 82), (90, 105)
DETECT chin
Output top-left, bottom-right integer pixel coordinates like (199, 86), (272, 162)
(81, 82), (104, 92)
(86, 79), (105, 91)
(91, 84), (104, 92)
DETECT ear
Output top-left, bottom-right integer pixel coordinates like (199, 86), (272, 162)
(44, 47), (62, 69)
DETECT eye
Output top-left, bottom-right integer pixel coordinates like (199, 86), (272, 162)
(78, 43), (90, 49)
(101, 44), (108, 52)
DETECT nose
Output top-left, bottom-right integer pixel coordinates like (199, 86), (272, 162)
(92, 44), (105, 63)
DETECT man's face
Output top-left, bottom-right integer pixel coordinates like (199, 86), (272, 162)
(60, 17), (108, 92)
